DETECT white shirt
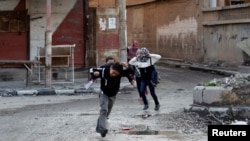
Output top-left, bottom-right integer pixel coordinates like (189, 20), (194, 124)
(129, 54), (161, 68)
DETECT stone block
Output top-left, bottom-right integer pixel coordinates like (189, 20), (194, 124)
(55, 89), (75, 95)
(193, 86), (233, 105)
(238, 65), (250, 73)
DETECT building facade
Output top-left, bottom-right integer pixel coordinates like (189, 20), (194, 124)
(0, 0), (87, 67)
(126, 0), (250, 67)
(1, 0), (250, 69)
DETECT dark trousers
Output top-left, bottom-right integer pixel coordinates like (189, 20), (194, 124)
(139, 79), (159, 106)
(135, 77), (142, 97)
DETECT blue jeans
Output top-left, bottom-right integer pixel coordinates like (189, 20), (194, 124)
(135, 77), (142, 97)
(139, 79), (160, 106)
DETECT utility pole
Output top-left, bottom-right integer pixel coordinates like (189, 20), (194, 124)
(116, 0), (127, 62)
(45, 0), (52, 87)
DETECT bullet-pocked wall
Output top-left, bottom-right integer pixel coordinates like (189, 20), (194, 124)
(201, 0), (250, 67)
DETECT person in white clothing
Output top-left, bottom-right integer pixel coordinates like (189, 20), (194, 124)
(129, 48), (161, 110)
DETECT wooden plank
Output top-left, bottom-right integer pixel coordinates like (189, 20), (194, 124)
(39, 57), (69, 66)
(36, 44), (75, 84)
(203, 19), (250, 26)
(39, 47), (71, 56)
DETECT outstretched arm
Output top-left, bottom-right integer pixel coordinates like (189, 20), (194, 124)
(89, 68), (102, 81)
(128, 57), (137, 66)
(120, 62), (136, 87)
(85, 68), (102, 90)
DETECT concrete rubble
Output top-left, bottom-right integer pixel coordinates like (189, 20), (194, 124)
(193, 73), (250, 106)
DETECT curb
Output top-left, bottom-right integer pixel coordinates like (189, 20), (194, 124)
(0, 82), (134, 97)
(0, 88), (95, 97)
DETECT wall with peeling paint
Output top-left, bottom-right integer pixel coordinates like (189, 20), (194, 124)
(95, 8), (119, 66)
(127, 0), (202, 63)
(157, 16), (198, 60)
(201, 1), (250, 67)
(127, 0), (250, 67)
(202, 25), (246, 66)
(0, 0), (86, 67)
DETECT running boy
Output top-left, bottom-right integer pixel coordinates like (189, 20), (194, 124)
(90, 62), (135, 137)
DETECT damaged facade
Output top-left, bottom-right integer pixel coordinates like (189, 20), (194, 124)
(126, 0), (250, 67)
(0, 0), (87, 67)
(1, 0), (250, 68)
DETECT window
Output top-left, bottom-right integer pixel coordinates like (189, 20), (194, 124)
(230, 0), (245, 5)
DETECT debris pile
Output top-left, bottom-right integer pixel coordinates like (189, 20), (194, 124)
(204, 73), (250, 88)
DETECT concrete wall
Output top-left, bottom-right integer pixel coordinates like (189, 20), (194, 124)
(95, 8), (119, 66)
(29, 0), (85, 67)
(126, 0), (250, 67)
(200, 1), (250, 67)
(0, 0), (19, 10)
(202, 24), (249, 66)
(0, 0), (86, 67)
(127, 0), (202, 62)
(3, 0), (250, 68)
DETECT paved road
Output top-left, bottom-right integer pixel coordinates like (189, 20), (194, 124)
(0, 66), (225, 141)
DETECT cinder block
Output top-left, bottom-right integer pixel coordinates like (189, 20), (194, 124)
(193, 86), (233, 105)
(55, 89), (75, 95)
(17, 90), (38, 96)
(193, 86), (205, 104)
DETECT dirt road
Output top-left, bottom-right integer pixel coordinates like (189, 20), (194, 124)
(0, 66), (224, 141)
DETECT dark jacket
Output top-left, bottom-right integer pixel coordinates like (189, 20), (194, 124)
(90, 64), (133, 97)
(139, 65), (155, 81)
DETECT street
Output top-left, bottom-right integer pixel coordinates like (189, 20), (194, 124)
(0, 66), (224, 141)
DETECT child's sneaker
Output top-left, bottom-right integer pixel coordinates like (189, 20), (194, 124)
(143, 105), (149, 110)
(101, 129), (108, 137)
(154, 105), (160, 111)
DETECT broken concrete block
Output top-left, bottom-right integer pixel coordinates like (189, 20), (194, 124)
(193, 86), (233, 105)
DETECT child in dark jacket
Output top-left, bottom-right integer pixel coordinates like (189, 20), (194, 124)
(90, 62), (135, 138)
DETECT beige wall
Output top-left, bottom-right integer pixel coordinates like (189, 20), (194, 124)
(90, 0), (250, 67)
(127, 0), (202, 62)
(127, 0), (250, 67)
